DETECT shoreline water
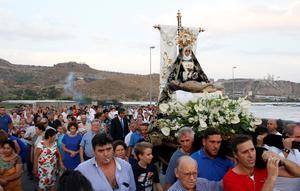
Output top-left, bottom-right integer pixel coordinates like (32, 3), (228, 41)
(250, 104), (300, 122)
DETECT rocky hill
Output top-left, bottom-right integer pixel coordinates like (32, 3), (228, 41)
(0, 58), (160, 101)
(1, 58), (300, 102)
(218, 78), (300, 101)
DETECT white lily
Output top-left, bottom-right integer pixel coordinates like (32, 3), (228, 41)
(231, 115), (240, 124)
(159, 103), (169, 114)
(161, 127), (170, 136)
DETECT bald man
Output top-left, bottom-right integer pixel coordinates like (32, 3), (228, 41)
(168, 156), (222, 191)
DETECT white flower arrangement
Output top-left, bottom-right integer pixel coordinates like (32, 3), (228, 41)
(157, 93), (262, 137)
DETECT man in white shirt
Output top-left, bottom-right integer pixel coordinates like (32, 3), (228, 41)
(124, 119), (137, 146)
(88, 106), (96, 122)
(61, 107), (68, 123)
(108, 107), (118, 120)
(24, 125), (36, 143)
(274, 123), (300, 191)
(78, 114), (91, 135)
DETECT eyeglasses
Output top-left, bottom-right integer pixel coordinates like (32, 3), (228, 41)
(181, 171), (198, 177)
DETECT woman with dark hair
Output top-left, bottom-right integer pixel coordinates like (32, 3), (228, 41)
(0, 140), (23, 191)
(0, 130), (27, 164)
(58, 170), (93, 191)
(113, 140), (128, 161)
(34, 128), (64, 191)
(34, 122), (46, 148)
(62, 122), (82, 170)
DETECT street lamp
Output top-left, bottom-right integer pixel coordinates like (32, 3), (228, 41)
(232, 66), (237, 98)
(149, 46), (155, 105)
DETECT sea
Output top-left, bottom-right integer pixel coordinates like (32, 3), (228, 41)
(125, 101), (300, 122)
(250, 102), (300, 122)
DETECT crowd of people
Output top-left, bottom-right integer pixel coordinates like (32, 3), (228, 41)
(0, 104), (300, 191)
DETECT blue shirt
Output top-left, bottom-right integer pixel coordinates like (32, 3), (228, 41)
(0, 114), (12, 133)
(191, 149), (234, 181)
(80, 130), (97, 158)
(129, 131), (144, 147)
(9, 135), (27, 163)
(76, 157), (136, 191)
(168, 178), (222, 191)
(165, 149), (186, 184)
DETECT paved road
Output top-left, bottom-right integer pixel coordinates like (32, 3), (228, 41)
(21, 173), (35, 191)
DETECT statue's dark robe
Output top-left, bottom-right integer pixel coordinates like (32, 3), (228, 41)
(168, 51), (209, 84)
(159, 50), (209, 103)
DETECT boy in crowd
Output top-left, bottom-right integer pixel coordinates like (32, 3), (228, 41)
(132, 141), (163, 191)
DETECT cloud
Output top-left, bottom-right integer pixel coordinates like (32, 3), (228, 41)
(151, 0), (300, 36)
(0, 48), (161, 75)
(240, 49), (300, 56)
(0, 9), (75, 41)
(1, 0), (300, 83)
(91, 34), (153, 51)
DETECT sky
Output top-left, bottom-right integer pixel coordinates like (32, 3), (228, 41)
(1, 0), (300, 82)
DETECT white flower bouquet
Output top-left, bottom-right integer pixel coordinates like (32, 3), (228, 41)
(157, 93), (261, 137)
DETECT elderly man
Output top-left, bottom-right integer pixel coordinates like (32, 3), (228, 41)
(79, 119), (100, 162)
(78, 114), (91, 135)
(168, 156), (222, 191)
(164, 127), (195, 190)
(124, 119), (138, 146)
(223, 135), (300, 191)
(76, 133), (136, 191)
(191, 128), (234, 181)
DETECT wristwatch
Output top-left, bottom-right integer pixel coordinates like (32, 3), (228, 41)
(283, 148), (291, 154)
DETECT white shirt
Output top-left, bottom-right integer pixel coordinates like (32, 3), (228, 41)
(78, 122), (91, 134)
(24, 125), (36, 140)
(34, 134), (44, 147)
(124, 131), (133, 146)
(274, 149), (300, 191)
(88, 108), (96, 122)
(263, 145), (285, 157)
(109, 111), (118, 120)
(61, 112), (68, 122)
(275, 131), (282, 136)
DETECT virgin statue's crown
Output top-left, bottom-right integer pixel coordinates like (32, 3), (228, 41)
(176, 28), (197, 48)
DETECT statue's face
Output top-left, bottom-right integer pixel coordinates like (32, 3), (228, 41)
(182, 61), (194, 72)
(184, 49), (191, 57)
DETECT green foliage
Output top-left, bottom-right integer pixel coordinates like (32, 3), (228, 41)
(3, 86), (64, 100)
(61, 96), (73, 100)
(128, 92), (140, 100)
(15, 74), (33, 85)
(41, 86), (62, 99)
(23, 89), (38, 99)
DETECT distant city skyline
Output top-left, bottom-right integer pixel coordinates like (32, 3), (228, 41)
(1, 0), (300, 82)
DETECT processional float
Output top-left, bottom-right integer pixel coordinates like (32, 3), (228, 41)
(151, 11), (261, 140)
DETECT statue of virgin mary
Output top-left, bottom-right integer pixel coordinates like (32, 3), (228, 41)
(159, 30), (220, 103)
